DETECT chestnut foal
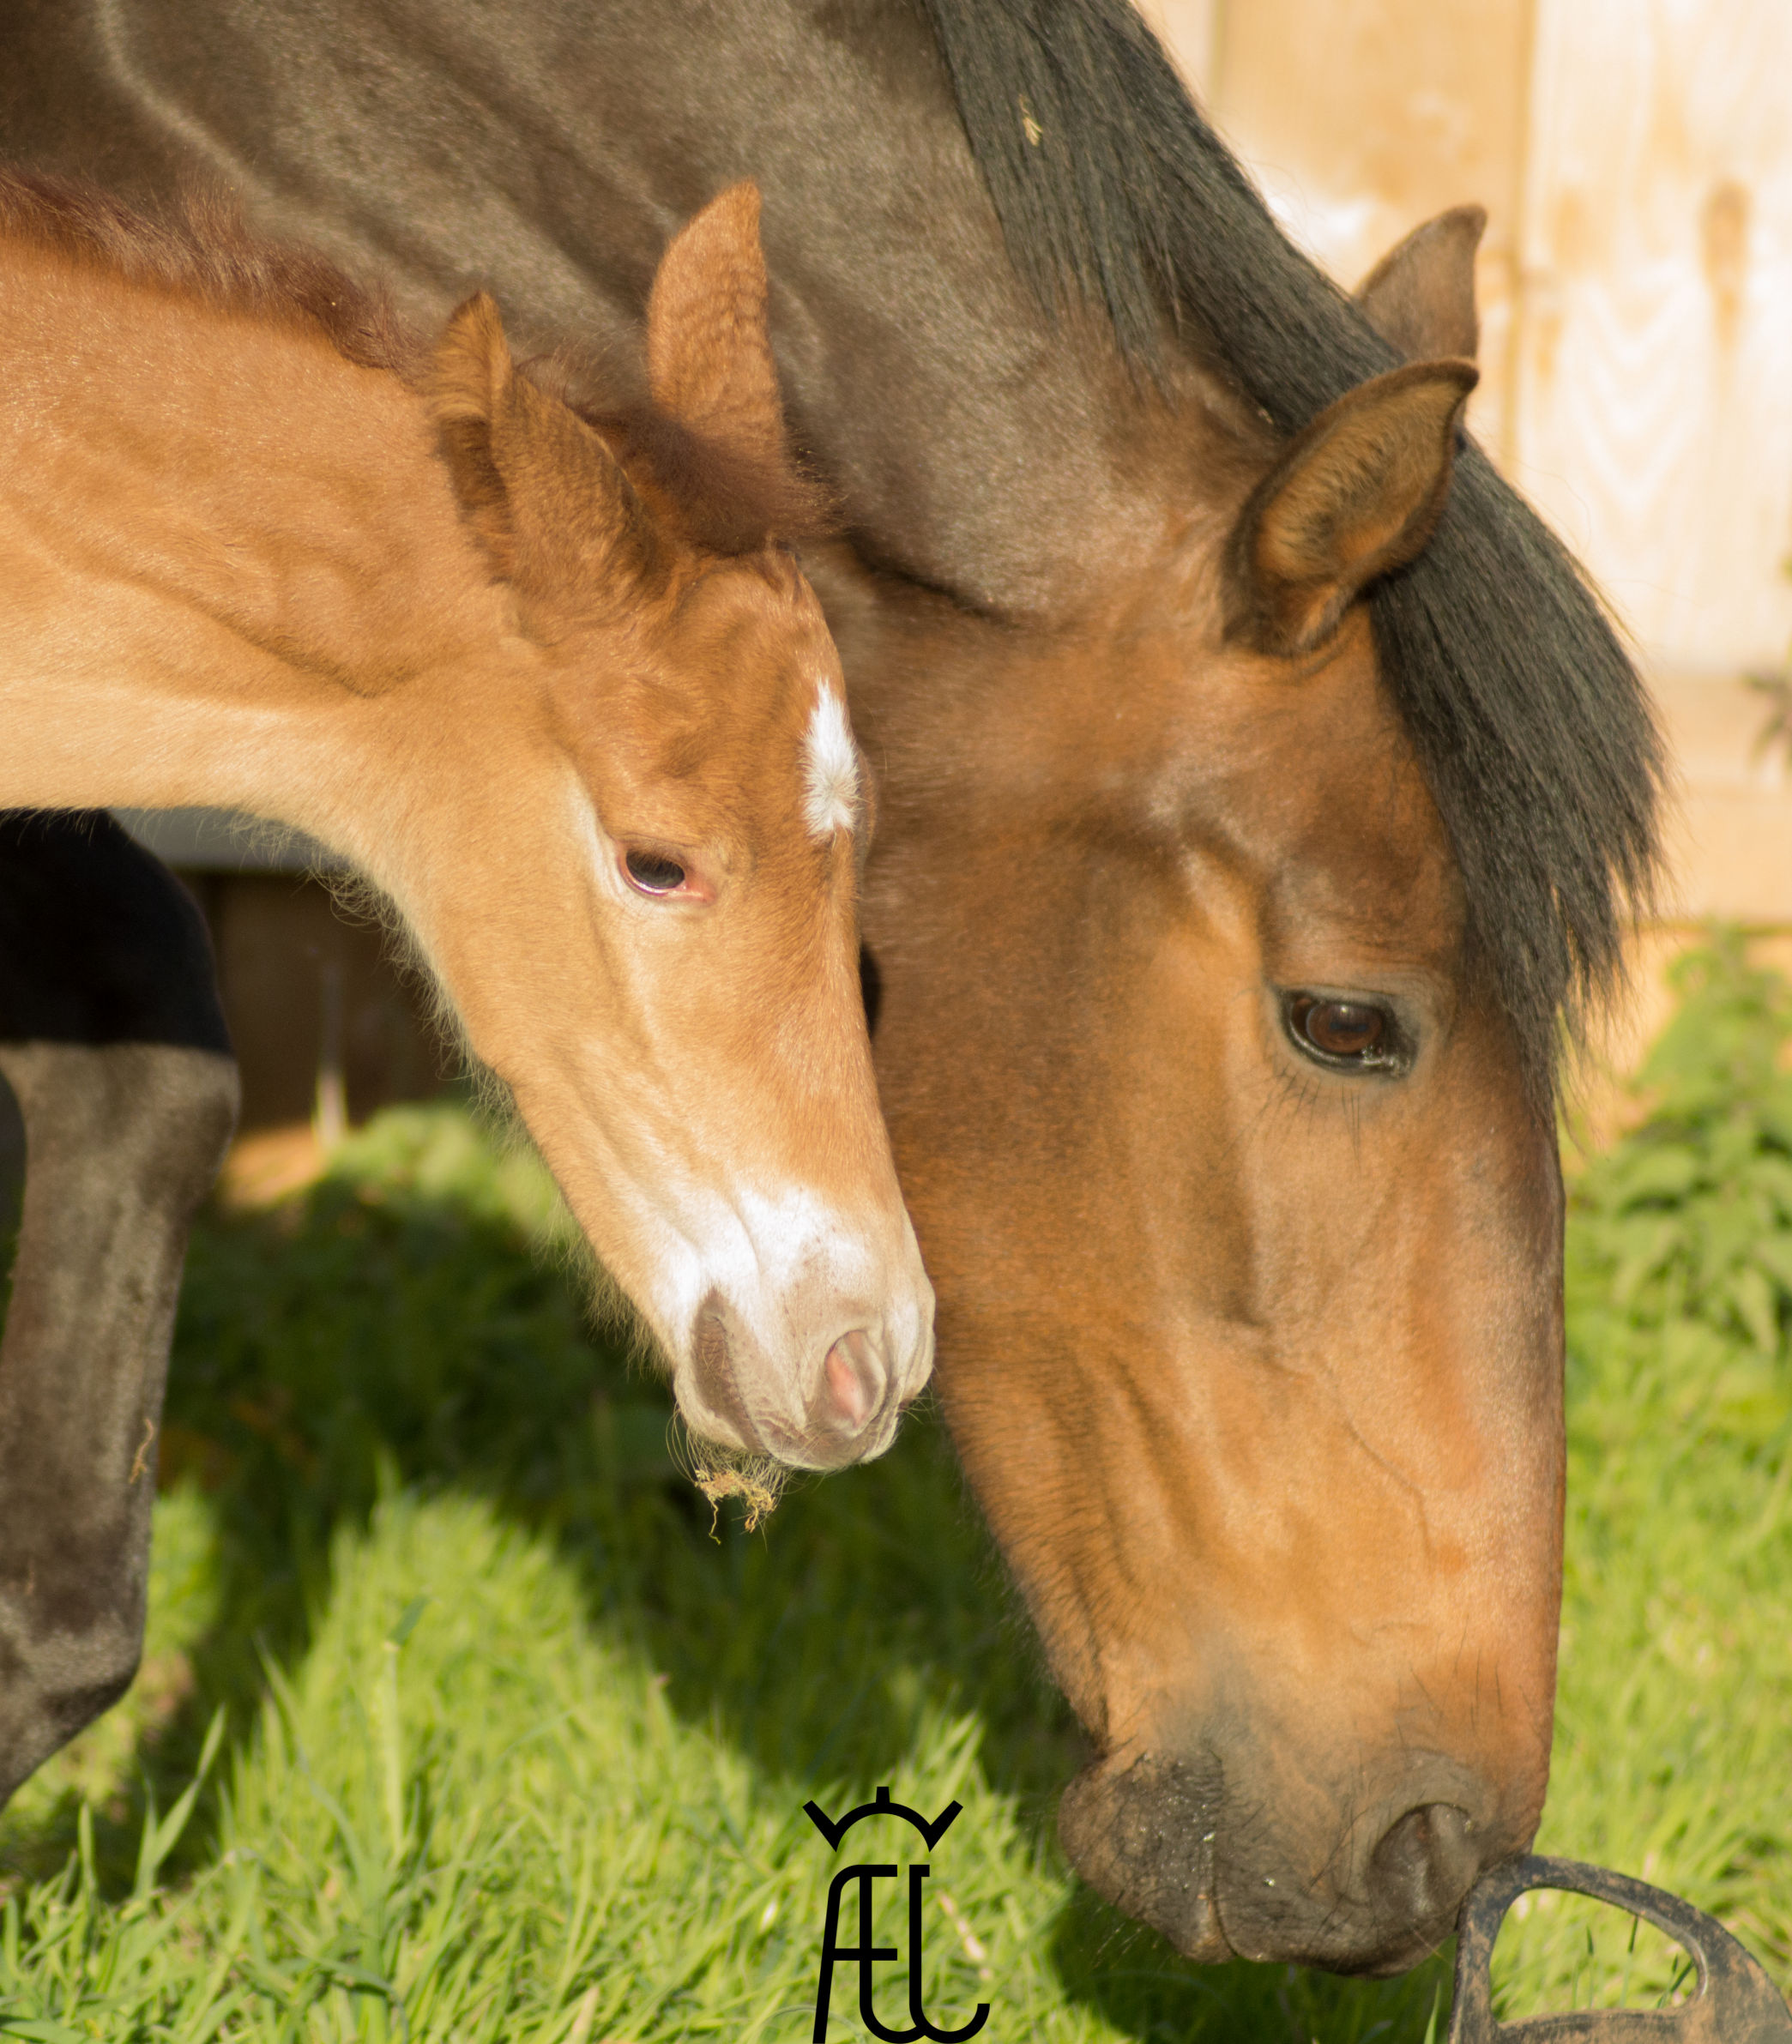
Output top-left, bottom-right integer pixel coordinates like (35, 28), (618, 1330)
(0, 174), (933, 1478)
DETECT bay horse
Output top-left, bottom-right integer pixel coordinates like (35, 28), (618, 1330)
(0, 0), (1663, 1975)
(0, 171), (937, 1792)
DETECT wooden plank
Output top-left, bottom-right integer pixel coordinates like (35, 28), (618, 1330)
(1137, 0), (1218, 99)
(190, 874), (450, 1132)
(1512, 0), (1792, 676)
(1650, 675), (1792, 922)
(1179, 0), (1531, 451)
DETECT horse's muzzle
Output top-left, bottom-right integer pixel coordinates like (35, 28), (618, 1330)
(1058, 1743), (1530, 1975)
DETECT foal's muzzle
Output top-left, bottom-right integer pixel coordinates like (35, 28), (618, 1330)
(678, 1298), (924, 1470)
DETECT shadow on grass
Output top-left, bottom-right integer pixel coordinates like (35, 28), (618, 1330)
(0, 1104), (1452, 2041)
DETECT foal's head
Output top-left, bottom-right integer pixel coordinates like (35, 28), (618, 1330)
(389, 187), (931, 1468)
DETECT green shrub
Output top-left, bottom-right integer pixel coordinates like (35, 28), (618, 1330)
(1570, 930), (1792, 1364)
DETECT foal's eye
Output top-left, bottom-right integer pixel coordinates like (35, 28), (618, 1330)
(1283, 993), (1403, 1071)
(624, 850), (688, 895)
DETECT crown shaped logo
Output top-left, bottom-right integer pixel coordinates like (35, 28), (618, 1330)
(803, 1786), (963, 1851)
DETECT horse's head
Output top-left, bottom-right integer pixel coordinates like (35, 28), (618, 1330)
(847, 213), (1568, 1969)
(388, 185), (931, 1469)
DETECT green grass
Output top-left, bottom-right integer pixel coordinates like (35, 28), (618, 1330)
(0, 935), (1787, 2039)
(1501, 933), (1792, 2017)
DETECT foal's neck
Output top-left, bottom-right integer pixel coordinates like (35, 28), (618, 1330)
(0, 240), (511, 835)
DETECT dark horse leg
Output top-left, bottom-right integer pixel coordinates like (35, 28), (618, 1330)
(0, 813), (237, 1804)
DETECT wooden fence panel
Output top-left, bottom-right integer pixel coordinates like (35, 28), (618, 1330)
(1146, 0), (1792, 920)
(1159, 0), (1530, 455)
(1513, 0), (1792, 676)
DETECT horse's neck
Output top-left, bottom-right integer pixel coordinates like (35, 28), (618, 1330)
(6, 0), (1198, 618)
(0, 244), (499, 836)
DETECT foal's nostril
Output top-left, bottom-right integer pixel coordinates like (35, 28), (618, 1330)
(821, 1328), (885, 1434)
(1367, 1803), (1481, 1932)
(688, 1301), (754, 1445)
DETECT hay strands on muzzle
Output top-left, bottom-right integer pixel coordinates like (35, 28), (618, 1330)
(1451, 1854), (1792, 2041)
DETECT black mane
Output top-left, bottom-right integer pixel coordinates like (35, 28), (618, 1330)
(918, 0), (1665, 1094)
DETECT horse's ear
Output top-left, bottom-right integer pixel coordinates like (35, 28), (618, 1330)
(646, 181), (787, 475)
(1355, 205), (1486, 363)
(428, 292), (651, 609)
(1225, 359), (1478, 658)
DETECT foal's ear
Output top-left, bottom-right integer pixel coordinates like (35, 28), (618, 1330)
(1225, 359), (1478, 658)
(1355, 205), (1486, 364)
(428, 292), (648, 604)
(645, 182), (787, 474)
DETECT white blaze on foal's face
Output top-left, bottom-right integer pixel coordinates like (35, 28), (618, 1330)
(803, 680), (860, 841)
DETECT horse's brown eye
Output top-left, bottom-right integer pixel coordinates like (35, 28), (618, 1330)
(1285, 993), (1399, 1069)
(624, 850), (687, 895)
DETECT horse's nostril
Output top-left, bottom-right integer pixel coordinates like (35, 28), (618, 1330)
(1367, 1803), (1481, 1931)
(821, 1328), (884, 1433)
